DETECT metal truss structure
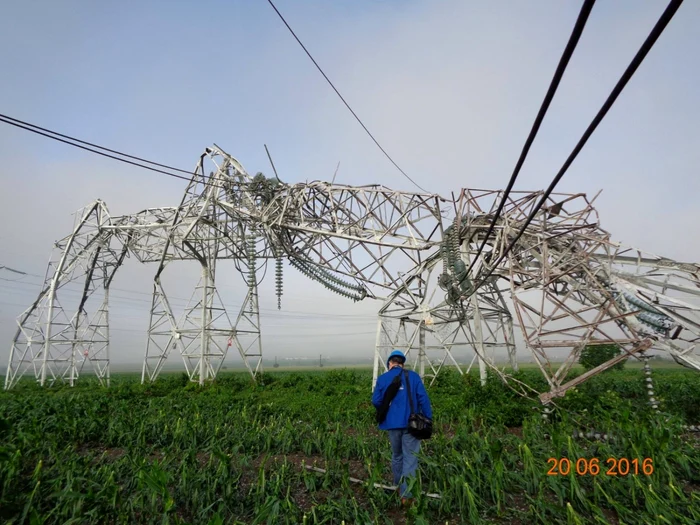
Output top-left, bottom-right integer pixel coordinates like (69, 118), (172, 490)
(6, 146), (700, 403)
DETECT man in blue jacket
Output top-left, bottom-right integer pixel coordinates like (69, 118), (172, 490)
(371, 349), (432, 504)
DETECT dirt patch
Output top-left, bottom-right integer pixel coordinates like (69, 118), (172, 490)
(104, 447), (127, 461)
(345, 426), (366, 439)
(477, 492), (528, 525)
(76, 444), (126, 463)
(384, 505), (407, 524)
(601, 507), (620, 525)
(346, 458), (368, 480)
(681, 432), (700, 449)
(147, 450), (165, 462)
(441, 425), (457, 440)
(196, 452), (210, 467)
(174, 505), (194, 524)
(508, 492), (529, 513)
(291, 484), (322, 514)
(250, 453), (325, 471)
(243, 453), (404, 515)
(241, 453), (392, 516)
(506, 427), (524, 439)
(683, 482), (700, 494)
(248, 453), (371, 478)
(238, 453), (327, 499)
(369, 426), (382, 437)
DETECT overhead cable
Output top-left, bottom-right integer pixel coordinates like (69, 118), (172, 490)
(0, 113), (195, 175)
(462, 0), (596, 280)
(464, 0), (684, 300)
(0, 277), (377, 319)
(264, 0), (429, 194)
(0, 115), (200, 183)
(0, 115), (251, 194)
(0, 114), (301, 195)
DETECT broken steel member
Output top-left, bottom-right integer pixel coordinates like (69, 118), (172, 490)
(372, 349), (433, 505)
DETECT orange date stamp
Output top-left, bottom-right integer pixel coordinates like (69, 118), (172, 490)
(547, 457), (654, 476)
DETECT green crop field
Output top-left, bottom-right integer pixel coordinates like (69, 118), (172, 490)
(1, 367), (699, 524)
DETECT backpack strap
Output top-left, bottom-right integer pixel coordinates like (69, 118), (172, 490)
(403, 370), (416, 415)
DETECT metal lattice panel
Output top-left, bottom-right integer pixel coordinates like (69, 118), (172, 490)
(6, 146), (700, 402)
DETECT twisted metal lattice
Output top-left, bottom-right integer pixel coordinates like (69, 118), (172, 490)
(6, 147), (700, 403)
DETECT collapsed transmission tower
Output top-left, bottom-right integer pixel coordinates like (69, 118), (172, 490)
(6, 146), (700, 403)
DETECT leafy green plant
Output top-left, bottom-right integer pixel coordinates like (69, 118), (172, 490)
(1, 367), (699, 523)
(579, 343), (625, 371)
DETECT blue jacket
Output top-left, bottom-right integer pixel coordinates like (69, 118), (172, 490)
(372, 367), (433, 430)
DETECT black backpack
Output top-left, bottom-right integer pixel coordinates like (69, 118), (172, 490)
(375, 373), (402, 424)
(403, 370), (433, 440)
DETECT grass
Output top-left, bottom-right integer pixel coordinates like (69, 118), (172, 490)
(0, 366), (699, 524)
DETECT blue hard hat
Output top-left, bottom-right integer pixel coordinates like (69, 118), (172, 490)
(387, 349), (406, 366)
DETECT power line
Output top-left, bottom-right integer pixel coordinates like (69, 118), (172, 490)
(264, 0), (429, 194)
(0, 115), (198, 184)
(0, 298), (376, 336)
(104, 326), (375, 338)
(0, 265), (27, 275)
(462, 0), (596, 281)
(0, 265), (30, 283)
(464, 0), (684, 300)
(0, 115), (257, 196)
(0, 113), (196, 175)
(255, 330), (375, 338)
(0, 288), (376, 322)
(0, 112), (338, 199)
(0, 265), (378, 317)
(0, 278), (377, 319)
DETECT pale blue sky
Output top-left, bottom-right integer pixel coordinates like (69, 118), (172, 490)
(1, 1), (698, 368)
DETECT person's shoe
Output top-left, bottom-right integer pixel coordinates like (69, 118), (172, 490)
(401, 497), (414, 507)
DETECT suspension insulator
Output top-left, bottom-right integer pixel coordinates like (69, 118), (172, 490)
(439, 216), (472, 296)
(450, 220), (460, 263)
(642, 354), (659, 411)
(275, 256), (283, 310)
(289, 257), (366, 301)
(442, 226), (453, 271)
(615, 290), (675, 333)
(622, 292), (664, 316)
(441, 239), (449, 274)
(247, 235), (257, 289)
